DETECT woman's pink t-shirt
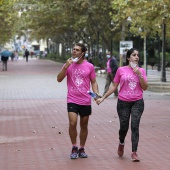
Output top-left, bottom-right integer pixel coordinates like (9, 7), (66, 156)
(65, 61), (96, 105)
(114, 66), (147, 102)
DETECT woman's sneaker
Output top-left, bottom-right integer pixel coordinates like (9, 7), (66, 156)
(70, 146), (78, 159)
(78, 148), (88, 158)
(131, 152), (140, 162)
(117, 143), (124, 157)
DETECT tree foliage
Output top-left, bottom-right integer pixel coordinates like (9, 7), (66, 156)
(1, 0), (170, 54)
(14, 0), (122, 52)
(0, 0), (18, 45)
(111, 0), (170, 38)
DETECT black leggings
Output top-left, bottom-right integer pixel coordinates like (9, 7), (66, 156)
(117, 99), (144, 152)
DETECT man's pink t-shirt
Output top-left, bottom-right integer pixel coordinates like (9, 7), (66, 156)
(114, 66), (147, 102)
(65, 60), (96, 105)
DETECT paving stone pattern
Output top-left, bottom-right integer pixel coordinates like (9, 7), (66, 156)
(0, 58), (170, 170)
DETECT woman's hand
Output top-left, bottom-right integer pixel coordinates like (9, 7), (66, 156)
(96, 97), (105, 105)
(133, 67), (141, 76)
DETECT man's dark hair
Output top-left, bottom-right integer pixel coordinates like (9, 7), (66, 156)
(75, 43), (87, 58)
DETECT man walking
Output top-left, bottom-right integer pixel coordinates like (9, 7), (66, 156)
(57, 43), (99, 159)
(25, 49), (29, 62)
(103, 51), (118, 96)
(1, 56), (9, 71)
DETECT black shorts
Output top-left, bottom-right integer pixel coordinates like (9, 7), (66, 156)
(67, 103), (92, 117)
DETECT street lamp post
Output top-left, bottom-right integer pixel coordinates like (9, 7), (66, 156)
(161, 18), (166, 82)
(127, 16), (131, 40)
(110, 20), (114, 57)
(139, 27), (147, 75)
(157, 34), (161, 71)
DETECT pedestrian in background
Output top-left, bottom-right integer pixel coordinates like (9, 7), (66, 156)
(88, 57), (94, 65)
(99, 52), (104, 64)
(85, 53), (94, 65)
(14, 51), (19, 61)
(25, 49), (29, 62)
(1, 56), (9, 71)
(0, 49), (12, 71)
(96, 48), (148, 162)
(30, 51), (33, 58)
(103, 51), (118, 97)
(57, 43), (99, 159)
(11, 52), (15, 61)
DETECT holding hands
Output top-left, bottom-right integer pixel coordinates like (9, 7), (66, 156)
(96, 97), (105, 105)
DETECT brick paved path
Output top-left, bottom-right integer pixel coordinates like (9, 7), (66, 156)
(0, 58), (170, 170)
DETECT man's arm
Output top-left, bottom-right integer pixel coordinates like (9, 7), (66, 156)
(90, 78), (99, 94)
(57, 58), (72, 82)
(57, 67), (67, 82)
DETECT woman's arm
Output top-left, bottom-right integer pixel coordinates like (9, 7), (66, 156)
(96, 82), (119, 105)
(134, 67), (148, 90)
(138, 75), (148, 90)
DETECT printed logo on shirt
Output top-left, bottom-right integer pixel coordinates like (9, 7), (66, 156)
(127, 73), (137, 90)
(70, 68), (87, 93)
(73, 69), (84, 87)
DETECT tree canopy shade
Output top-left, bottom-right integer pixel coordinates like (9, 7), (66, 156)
(0, 0), (4, 5)
(13, 0), (123, 51)
(0, 0), (18, 45)
(1, 0), (170, 54)
(111, 0), (170, 38)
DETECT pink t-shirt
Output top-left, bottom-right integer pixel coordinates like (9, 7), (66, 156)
(65, 60), (96, 105)
(106, 59), (112, 73)
(114, 66), (147, 102)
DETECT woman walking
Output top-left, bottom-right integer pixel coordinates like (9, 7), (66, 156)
(96, 48), (148, 162)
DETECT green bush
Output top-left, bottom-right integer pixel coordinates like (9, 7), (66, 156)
(166, 52), (170, 62)
(45, 53), (68, 63)
(159, 52), (170, 62)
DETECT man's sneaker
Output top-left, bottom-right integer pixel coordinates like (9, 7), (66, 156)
(70, 146), (78, 159)
(78, 148), (88, 158)
(117, 143), (124, 157)
(131, 152), (140, 162)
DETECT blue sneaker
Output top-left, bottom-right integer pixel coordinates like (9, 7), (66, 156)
(70, 146), (78, 159)
(78, 148), (88, 158)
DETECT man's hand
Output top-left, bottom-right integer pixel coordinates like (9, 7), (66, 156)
(96, 97), (105, 105)
(64, 58), (73, 69)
